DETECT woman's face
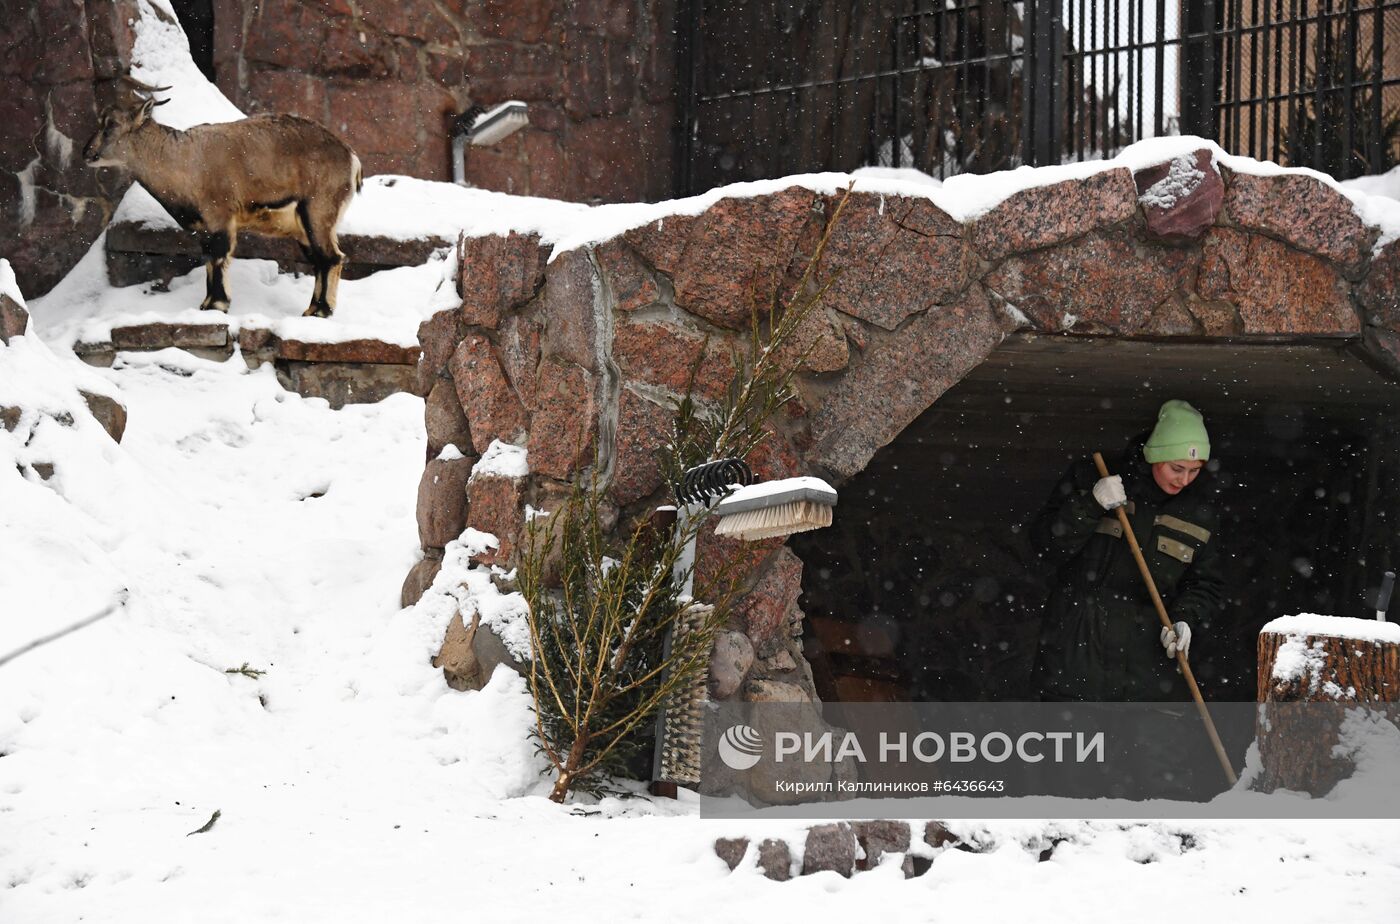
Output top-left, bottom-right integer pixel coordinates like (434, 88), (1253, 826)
(1152, 459), (1205, 495)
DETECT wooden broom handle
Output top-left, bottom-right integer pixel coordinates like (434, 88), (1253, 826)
(1092, 452), (1238, 786)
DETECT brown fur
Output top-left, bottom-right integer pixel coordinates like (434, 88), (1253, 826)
(85, 101), (361, 317)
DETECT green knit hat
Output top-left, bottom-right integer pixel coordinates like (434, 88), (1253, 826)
(1144, 400), (1210, 463)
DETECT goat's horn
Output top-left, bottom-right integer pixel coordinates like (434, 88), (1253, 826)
(119, 74), (173, 95)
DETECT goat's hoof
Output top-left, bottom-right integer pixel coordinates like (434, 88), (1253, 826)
(302, 304), (333, 318)
(199, 299), (230, 313)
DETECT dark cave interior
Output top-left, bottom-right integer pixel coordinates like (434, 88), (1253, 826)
(793, 335), (1400, 704)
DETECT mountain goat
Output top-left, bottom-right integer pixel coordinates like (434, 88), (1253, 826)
(84, 78), (362, 318)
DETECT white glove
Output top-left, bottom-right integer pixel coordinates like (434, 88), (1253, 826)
(1092, 475), (1127, 510)
(1160, 621), (1191, 659)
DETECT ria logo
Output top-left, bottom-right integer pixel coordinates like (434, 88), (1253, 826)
(717, 724), (763, 770)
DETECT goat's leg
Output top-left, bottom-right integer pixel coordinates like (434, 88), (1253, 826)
(198, 227), (236, 312)
(298, 200), (345, 318)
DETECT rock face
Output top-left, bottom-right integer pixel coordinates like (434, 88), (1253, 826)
(78, 390), (127, 444)
(458, 232), (548, 328)
(971, 168), (1138, 261)
(1135, 149), (1224, 243)
(819, 193), (970, 330)
(1223, 170), (1375, 274)
(406, 174), (1400, 781)
(802, 823), (857, 877)
(0, 292), (28, 344)
(811, 285), (1004, 478)
(1197, 229), (1358, 334)
(416, 457), (472, 550)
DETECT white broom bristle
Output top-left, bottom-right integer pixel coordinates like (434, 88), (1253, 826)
(713, 499), (833, 541)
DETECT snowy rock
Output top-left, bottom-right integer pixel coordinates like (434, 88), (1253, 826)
(466, 471), (526, 567)
(713, 837), (748, 871)
(1198, 228), (1359, 334)
(416, 457), (473, 549)
(756, 838), (792, 881)
(924, 820), (960, 849)
(0, 405), (20, 431)
(449, 334), (528, 454)
(276, 361), (418, 409)
(810, 285), (1001, 479)
(425, 378), (473, 462)
(802, 822), (856, 877)
(817, 192), (970, 331)
(1134, 149), (1223, 243)
(458, 231), (548, 329)
(971, 168), (1138, 262)
(1223, 169), (1377, 275)
(78, 389), (127, 444)
(272, 338), (421, 365)
(0, 292), (29, 345)
(623, 187), (817, 330)
(109, 321), (229, 351)
(400, 551), (444, 608)
(852, 820), (911, 871)
(708, 631), (754, 700)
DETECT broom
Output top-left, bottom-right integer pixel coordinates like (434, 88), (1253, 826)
(712, 476), (838, 541)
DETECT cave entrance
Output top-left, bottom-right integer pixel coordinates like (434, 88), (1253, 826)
(792, 334), (1400, 703)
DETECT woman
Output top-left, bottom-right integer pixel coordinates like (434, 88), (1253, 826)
(1029, 400), (1226, 702)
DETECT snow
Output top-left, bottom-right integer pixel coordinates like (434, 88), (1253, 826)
(1263, 613), (1400, 646)
(436, 443), (466, 462)
(1, 257), (27, 308)
(720, 475), (837, 508)
(130, 0), (244, 129)
(1137, 152), (1207, 210)
(28, 233), (460, 351)
(470, 439), (530, 481)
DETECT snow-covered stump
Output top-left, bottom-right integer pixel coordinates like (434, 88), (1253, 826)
(1254, 615), (1400, 795)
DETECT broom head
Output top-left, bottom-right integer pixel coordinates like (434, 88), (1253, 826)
(712, 476), (837, 541)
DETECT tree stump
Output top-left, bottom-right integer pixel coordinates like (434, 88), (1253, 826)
(1254, 615), (1400, 795)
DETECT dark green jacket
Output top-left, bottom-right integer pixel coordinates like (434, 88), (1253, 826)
(1029, 437), (1227, 702)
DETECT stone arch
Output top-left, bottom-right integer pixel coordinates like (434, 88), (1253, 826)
(411, 145), (1400, 712)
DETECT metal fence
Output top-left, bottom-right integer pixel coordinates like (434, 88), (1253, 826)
(676, 0), (1400, 194)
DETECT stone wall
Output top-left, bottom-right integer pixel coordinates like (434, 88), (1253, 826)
(2, 0), (674, 296)
(213, 0), (675, 196)
(0, 0), (141, 296)
(410, 149), (1400, 716)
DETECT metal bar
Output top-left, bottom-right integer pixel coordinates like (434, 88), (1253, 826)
(1374, 0), (1386, 172)
(1313, 0), (1326, 170)
(1135, 0), (1145, 142)
(958, 0), (969, 170)
(1022, 0), (1037, 167)
(1155, 0), (1166, 136)
(892, 3), (902, 170)
(1076, 0), (1087, 159)
(1260, 0), (1272, 159)
(1108, 0), (1117, 156)
(1088, 0), (1098, 158)
(1344, 0), (1357, 178)
(1206, 0), (1219, 141)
